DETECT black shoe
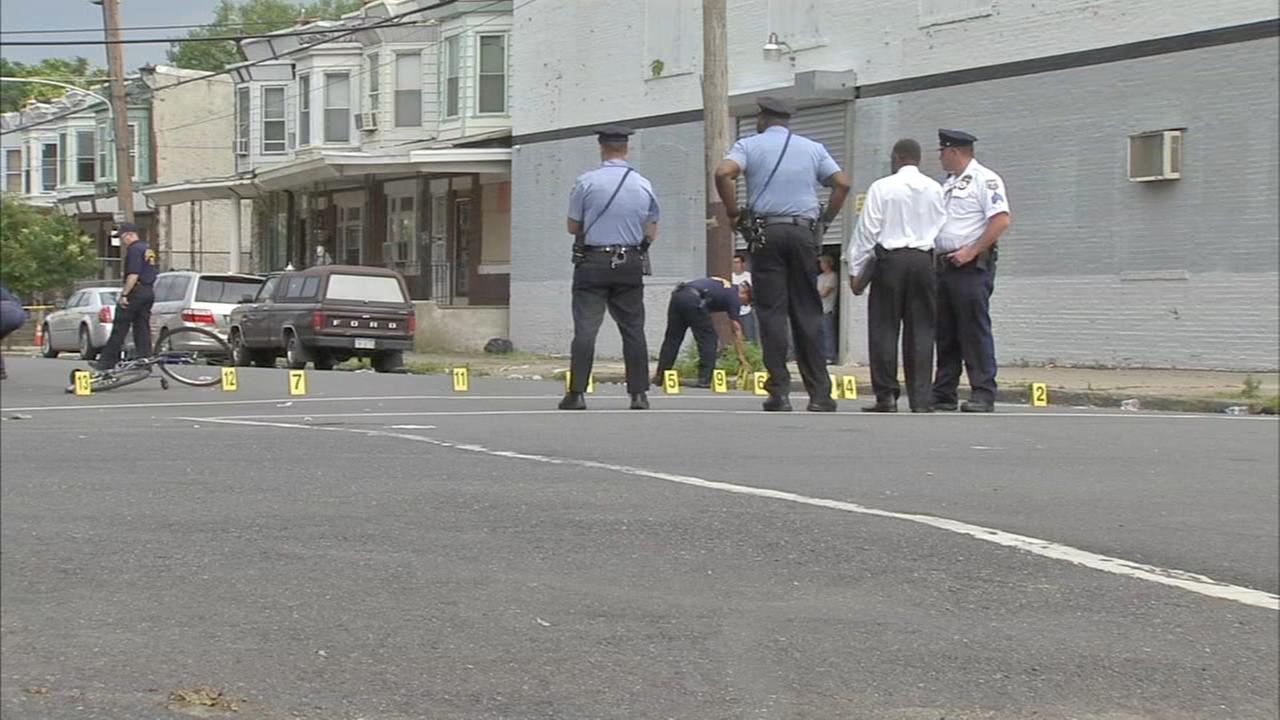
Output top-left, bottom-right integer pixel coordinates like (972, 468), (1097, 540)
(961, 400), (994, 413)
(558, 392), (586, 410)
(762, 394), (792, 412)
(862, 400), (897, 413)
(932, 400), (958, 411)
(629, 393), (649, 410)
(910, 406), (935, 413)
(694, 379), (711, 389)
(807, 399), (837, 412)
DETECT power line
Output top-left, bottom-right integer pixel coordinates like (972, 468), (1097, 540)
(0, 25), (391, 47)
(0, 21), (321, 35)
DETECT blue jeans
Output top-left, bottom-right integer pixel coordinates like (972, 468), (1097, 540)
(738, 309), (758, 343)
(821, 311), (837, 363)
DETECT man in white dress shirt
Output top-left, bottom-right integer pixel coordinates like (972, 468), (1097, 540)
(848, 138), (946, 412)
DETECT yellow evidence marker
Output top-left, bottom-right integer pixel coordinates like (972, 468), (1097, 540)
(711, 369), (728, 393)
(830, 375), (840, 400)
(288, 369), (307, 396)
(452, 367), (470, 392)
(662, 369), (680, 394)
(1030, 382), (1048, 407)
(72, 370), (92, 396)
(752, 371), (769, 396)
(564, 372), (595, 393)
(841, 376), (858, 400)
(220, 366), (238, 392)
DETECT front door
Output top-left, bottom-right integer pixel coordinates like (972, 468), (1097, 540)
(453, 197), (471, 299)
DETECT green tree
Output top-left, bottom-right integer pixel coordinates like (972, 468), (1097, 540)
(0, 196), (100, 298)
(167, 0), (366, 72)
(0, 57), (107, 113)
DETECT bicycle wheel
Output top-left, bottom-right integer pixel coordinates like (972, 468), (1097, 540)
(65, 365), (152, 394)
(154, 326), (230, 387)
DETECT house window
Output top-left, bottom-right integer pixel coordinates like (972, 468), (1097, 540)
(365, 52), (380, 116)
(262, 86), (287, 154)
(323, 72), (351, 144)
(385, 194), (416, 265)
(298, 74), (311, 146)
(127, 123), (138, 180)
(394, 52), (422, 127)
(236, 86), (250, 155)
(338, 204), (363, 265)
(4, 149), (20, 192)
(41, 142), (58, 192)
(477, 35), (506, 114)
(76, 130), (95, 183)
(96, 125), (107, 179)
(58, 132), (68, 187)
(443, 35), (460, 118)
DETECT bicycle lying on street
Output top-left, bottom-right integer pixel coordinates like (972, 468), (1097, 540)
(64, 326), (231, 393)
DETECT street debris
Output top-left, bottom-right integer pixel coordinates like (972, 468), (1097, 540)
(1120, 398), (1141, 411)
(276, 401), (293, 407)
(1224, 406), (1250, 416)
(166, 687), (240, 713)
(7, 413), (32, 420)
(22, 687), (50, 695)
(316, 649), (328, 658)
(535, 617), (552, 627)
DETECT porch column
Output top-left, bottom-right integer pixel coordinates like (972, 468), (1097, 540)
(229, 198), (242, 274)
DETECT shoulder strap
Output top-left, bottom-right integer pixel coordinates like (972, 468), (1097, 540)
(747, 130), (792, 207)
(583, 167), (635, 237)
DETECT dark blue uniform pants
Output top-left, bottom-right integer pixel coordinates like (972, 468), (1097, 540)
(656, 287), (718, 383)
(98, 285), (154, 368)
(932, 259), (996, 405)
(0, 298), (28, 378)
(750, 223), (831, 400)
(569, 252), (649, 394)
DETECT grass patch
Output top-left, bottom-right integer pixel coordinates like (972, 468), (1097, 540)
(673, 341), (764, 379)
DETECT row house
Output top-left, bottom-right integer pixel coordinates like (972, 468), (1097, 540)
(1, 67), (244, 278)
(146, 0), (514, 350)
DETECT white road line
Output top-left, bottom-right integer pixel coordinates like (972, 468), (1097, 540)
(187, 415), (1280, 612)
(205, 409), (1277, 421)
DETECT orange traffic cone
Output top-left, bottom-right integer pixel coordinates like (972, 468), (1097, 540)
(33, 321), (43, 350)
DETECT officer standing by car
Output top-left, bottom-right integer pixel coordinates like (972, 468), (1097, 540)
(95, 223), (158, 369)
(560, 126), (660, 411)
(931, 129), (1011, 413)
(714, 97), (851, 411)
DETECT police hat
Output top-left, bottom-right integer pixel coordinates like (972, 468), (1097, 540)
(757, 96), (795, 118)
(938, 129), (978, 148)
(116, 222), (141, 235)
(594, 125), (634, 143)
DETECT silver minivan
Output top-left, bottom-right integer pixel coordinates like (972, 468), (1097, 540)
(150, 271), (264, 350)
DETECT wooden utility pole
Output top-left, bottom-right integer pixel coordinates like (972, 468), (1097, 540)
(702, 0), (731, 280)
(100, 0), (134, 223)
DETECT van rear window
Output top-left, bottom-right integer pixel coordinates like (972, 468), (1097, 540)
(196, 277), (264, 303)
(325, 274), (406, 303)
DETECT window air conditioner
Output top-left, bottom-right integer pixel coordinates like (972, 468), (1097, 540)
(356, 111), (378, 132)
(1128, 130), (1182, 182)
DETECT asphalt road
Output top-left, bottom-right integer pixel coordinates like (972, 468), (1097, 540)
(1, 356), (1277, 719)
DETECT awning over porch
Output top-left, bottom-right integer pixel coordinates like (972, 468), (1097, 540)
(141, 176), (262, 206)
(55, 191), (151, 216)
(255, 143), (511, 191)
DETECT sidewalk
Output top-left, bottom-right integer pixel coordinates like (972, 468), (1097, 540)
(397, 350), (1278, 414)
(5, 344), (1275, 413)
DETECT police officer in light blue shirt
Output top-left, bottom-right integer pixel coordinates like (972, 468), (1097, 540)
(715, 97), (851, 412)
(560, 125), (660, 411)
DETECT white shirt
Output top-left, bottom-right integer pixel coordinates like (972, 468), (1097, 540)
(817, 271), (838, 313)
(731, 270), (752, 314)
(936, 158), (1010, 253)
(847, 165), (946, 279)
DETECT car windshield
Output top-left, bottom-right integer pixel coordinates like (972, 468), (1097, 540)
(98, 291), (119, 305)
(324, 274), (406, 303)
(195, 277), (264, 303)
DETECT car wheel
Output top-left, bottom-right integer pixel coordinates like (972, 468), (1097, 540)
(78, 326), (98, 361)
(372, 351), (403, 373)
(313, 351), (335, 371)
(40, 325), (58, 358)
(251, 352), (277, 369)
(230, 330), (252, 367)
(284, 332), (310, 370)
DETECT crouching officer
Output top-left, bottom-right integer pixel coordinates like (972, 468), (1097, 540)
(95, 223), (158, 369)
(653, 277), (751, 388)
(560, 125), (660, 411)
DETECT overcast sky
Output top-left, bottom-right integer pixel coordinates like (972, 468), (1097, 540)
(1, 0), (224, 70)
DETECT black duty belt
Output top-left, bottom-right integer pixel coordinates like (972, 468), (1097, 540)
(584, 244), (642, 254)
(760, 215), (816, 228)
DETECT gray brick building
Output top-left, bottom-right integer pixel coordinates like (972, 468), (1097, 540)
(509, 1), (1279, 370)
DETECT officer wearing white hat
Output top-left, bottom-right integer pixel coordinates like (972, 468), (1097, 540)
(932, 129), (1011, 412)
(714, 97), (851, 412)
(560, 125), (660, 411)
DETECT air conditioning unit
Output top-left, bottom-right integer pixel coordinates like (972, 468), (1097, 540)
(356, 111), (378, 132)
(1128, 130), (1182, 182)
